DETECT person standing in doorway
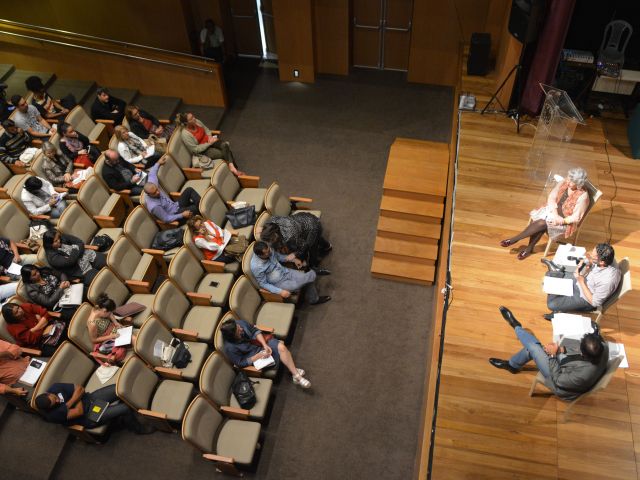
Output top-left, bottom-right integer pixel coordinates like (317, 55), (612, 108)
(200, 19), (225, 63)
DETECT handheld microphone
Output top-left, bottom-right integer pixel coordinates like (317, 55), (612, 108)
(567, 255), (583, 264)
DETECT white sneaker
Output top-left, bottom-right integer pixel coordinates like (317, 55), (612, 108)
(293, 374), (311, 389)
(296, 368), (305, 377)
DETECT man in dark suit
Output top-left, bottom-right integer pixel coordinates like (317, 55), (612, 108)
(91, 87), (126, 125)
(101, 149), (144, 195)
(489, 306), (608, 400)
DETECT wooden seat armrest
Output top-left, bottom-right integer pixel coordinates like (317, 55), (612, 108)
(47, 311), (62, 318)
(8, 164), (27, 174)
(125, 280), (151, 294)
(201, 260), (225, 273)
(31, 139), (43, 147)
(16, 242), (33, 254)
(68, 424), (85, 433)
(238, 175), (260, 188)
(138, 409), (168, 419)
(225, 200), (234, 208)
(154, 366), (183, 380)
(169, 191), (181, 200)
(84, 244), (99, 251)
(158, 119), (170, 125)
(259, 289), (283, 302)
(182, 167), (204, 180)
(93, 215), (118, 229)
(0, 275), (10, 283)
(187, 292), (211, 306)
(21, 347), (42, 356)
(115, 189), (131, 195)
(255, 324), (275, 333)
(289, 196), (313, 203)
(89, 140), (100, 146)
(210, 130), (222, 135)
(203, 453), (235, 464)
(54, 187), (69, 193)
(172, 328), (198, 341)
(156, 220), (180, 229)
(220, 405), (250, 419)
(141, 248), (166, 257)
(242, 366), (264, 378)
(0, 187), (8, 199)
(30, 214), (51, 220)
(95, 119), (115, 125)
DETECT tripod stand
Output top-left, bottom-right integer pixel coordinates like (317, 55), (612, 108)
(481, 59), (526, 133)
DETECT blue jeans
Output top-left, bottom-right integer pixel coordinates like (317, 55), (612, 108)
(508, 327), (551, 378)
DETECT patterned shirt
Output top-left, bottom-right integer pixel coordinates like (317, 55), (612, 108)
(578, 263), (622, 307)
(13, 105), (48, 134)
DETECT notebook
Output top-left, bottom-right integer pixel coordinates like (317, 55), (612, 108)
(58, 283), (84, 307)
(114, 326), (133, 347)
(18, 359), (47, 387)
(113, 302), (146, 319)
(253, 355), (275, 371)
(86, 398), (110, 423)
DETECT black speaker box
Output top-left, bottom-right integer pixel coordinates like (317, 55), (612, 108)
(508, 0), (546, 44)
(467, 33), (491, 76)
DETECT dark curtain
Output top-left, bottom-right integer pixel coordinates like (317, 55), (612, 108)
(520, 0), (576, 115)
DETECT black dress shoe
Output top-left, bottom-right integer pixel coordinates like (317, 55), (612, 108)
(540, 258), (564, 273)
(489, 358), (519, 374)
(542, 313), (554, 321)
(313, 268), (331, 276)
(498, 306), (522, 329)
(310, 295), (331, 305)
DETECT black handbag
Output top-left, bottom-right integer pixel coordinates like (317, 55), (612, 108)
(151, 227), (184, 250)
(232, 371), (258, 410)
(169, 338), (191, 368)
(225, 205), (256, 228)
(91, 234), (114, 252)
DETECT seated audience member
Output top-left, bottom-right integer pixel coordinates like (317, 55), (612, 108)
(489, 306), (607, 400)
(200, 19), (225, 62)
(542, 242), (621, 319)
(220, 318), (311, 389)
(24, 76), (73, 122)
(42, 230), (106, 288)
(20, 265), (77, 321)
(0, 282), (18, 303)
(102, 149), (145, 195)
(41, 141), (83, 192)
(250, 241), (331, 305)
(21, 176), (67, 219)
(91, 87), (126, 125)
(114, 125), (161, 168)
(187, 215), (247, 263)
(175, 112), (243, 176)
(35, 383), (152, 432)
(124, 105), (174, 140)
(500, 167), (589, 260)
(0, 339), (29, 397)
(2, 302), (66, 356)
(0, 83), (16, 122)
(143, 157), (200, 225)
(86, 294), (132, 365)
(0, 119), (31, 166)
(0, 236), (37, 280)
(58, 123), (99, 167)
(260, 214), (332, 269)
(10, 95), (55, 139)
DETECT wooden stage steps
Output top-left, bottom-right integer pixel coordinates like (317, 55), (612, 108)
(371, 138), (449, 285)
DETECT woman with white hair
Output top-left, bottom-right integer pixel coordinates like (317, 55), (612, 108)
(500, 167), (590, 260)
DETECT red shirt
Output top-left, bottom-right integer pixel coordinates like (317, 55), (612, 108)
(140, 117), (154, 132)
(6, 303), (49, 347)
(188, 125), (208, 145)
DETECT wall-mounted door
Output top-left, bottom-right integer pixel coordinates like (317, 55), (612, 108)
(352, 0), (413, 71)
(230, 0), (262, 56)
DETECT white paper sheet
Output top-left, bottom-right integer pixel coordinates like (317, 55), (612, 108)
(253, 355), (275, 371)
(552, 313), (594, 342)
(543, 276), (574, 296)
(608, 342), (629, 368)
(114, 326), (133, 347)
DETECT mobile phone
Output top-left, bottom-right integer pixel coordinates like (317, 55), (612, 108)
(30, 360), (42, 369)
(209, 281), (219, 287)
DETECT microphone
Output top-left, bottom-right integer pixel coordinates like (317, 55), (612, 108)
(567, 255), (584, 264)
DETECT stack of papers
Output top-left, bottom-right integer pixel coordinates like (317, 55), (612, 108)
(543, 276), (574, 296)
(19, 359), (47, 387)
(552, 313), (594, 342)
(114, 326), (133, 347)
(253, 355), (275, 370)
(608, 342), (629, 368)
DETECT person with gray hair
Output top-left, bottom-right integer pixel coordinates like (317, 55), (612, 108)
(500, 167), (590, 260)
(41, 141), (79, 190)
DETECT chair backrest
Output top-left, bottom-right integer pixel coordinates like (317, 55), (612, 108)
(213, 311), (237, 353)
(124, 205), (159, 250)
(108, 134), (118, 151)
(94, 154), (107, 184)
(116, 355), (157, 411)
(0, 297), (20, 342)
(65, 106), (96, 138)
(107, 235), (143, 281)
(590, 355), (623, 394)
(87, 268), (129, 306)
(199, 187), (227, 226)
(199, 351), (234, 408)
(156, 154), (186, 193)
(183, 227), (203, 260)
(8, 174), (30, 211)
(254, 211), (271, 241)
(152, 279), (190, 330)
(241, 242), (260, 290)
(36, 246), (51, 268)
(67, 302), (95, 354)
(0, 200), (30, 241)
(168, 246), (204, 293)
(599, 20), (633, 60)
(0, 158), (13, 186)
(210, 162), (239, 202)
(264, 181), (291, 216)
(57, 201), (98, 243)
(134, 314), (173, 367)
(182, 394), (221, 453)
(229, 276), (260, 324)
(29, 150), (47, 180)
(602, 257), (632, 313)
(582, 180), (602, 221)
(167, 127), (191, 169)
(77, 175), (112, 217)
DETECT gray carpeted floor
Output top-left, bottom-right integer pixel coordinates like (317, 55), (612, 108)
(11, 64), (451, 480)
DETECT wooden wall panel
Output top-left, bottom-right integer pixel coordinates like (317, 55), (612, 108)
(454, 0), (490, 44)
(485, 0), (511, 58)
(272, 0), (315, 82)
(313, 0), (349, 75)
(1, 0), (193, 53)
(493, 0), (522, 109)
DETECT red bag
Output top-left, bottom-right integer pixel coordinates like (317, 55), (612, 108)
(250, 333), (274, 346)
(75, 153), (93, 168)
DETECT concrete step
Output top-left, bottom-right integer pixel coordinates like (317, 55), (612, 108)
(374, 232), (438, 261)
(377, 211), (442, 240)
(0, 64), (15, 82)
(371, 252), (435, 285)
(135, 94), (182, 122)
(380, 190), (444, 218)
(4, 70), (55, 97)
(181, 103), (226, 130)
(47, 78), (96, 106)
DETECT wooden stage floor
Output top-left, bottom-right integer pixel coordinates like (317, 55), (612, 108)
(429, 111), (640, 479)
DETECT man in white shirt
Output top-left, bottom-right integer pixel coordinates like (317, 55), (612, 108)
(200, 19), (225, 62)
(10, 95), (54, 139)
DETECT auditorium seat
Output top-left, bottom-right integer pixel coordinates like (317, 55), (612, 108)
(64, 105), (108, 150)
(199, 187), (254, 242)
(6, 174), (62, 225)
(152, 279), (222, 343)
(106, 236), (159, 294)
(168, 247), (234, 308)
(134, 315), (210, 383)
(94, 154), (140, 206)
(241, 242), (299, 304)
(264, 181), (321, 218)
(200, 351), (273, 421)
(183, 227), (240, 276)
(168, 127), (221, 179)
(0, 199), (32, 241)
(123, 205), (181, 266)
(0, 160), (26, 199)
(77, 175), (128, 228)
(156, 154), (211, 198)
(28, 148), (78, 201)
(253, 211), (271, 241)
(57, 201), (122, 248)
(210, 162), (266, 212)
(182, 395), (261, 475)
(229, 275), (294, 339)
(116, 355), (194, 432)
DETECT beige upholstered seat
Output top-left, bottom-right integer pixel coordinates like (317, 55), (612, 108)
(156, 154), (211, 198)
(168, 127), (221, 179)
(168, 247), (234, 307)
(87, 268), (154, 327)
(229, 276), (295, 339)
(134, 315), (210, 383)
(153, 279), (222, 343)
(0, 161), (26, 200)
(199, 187), (254, 240)
(107, 236), (159, 294)
(7, 174), (61, 226)
(94, 154), (140, 205)
(200, 352), (273, 421)
(28, 150), (78, 201)
(116, 355), (194, 431)
(77, 175), (127, 228)
(253, 211), (271, 241)
(264, 181), (321, 218)
(0, 200), (31, 241)
(57, 201), (122, 246)
(182, 394), (261, 474)
(64, 106), (108, 149)
(183, 227), (240, 276)
(123, 205), (180, 264)
(210, 162), (266, 213)
(593, 257), (632, 323)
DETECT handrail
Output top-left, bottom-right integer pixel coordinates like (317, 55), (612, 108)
(0, 18), (208, 61)
(0, 30), (214, 73)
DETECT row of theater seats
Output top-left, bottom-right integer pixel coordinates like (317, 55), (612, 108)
(0, 110), (324, 474)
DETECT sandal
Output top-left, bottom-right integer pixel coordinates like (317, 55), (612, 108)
(293, 374), (311, 389)
(500, 239), (514, 247)
(517, 250), (531, 260)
